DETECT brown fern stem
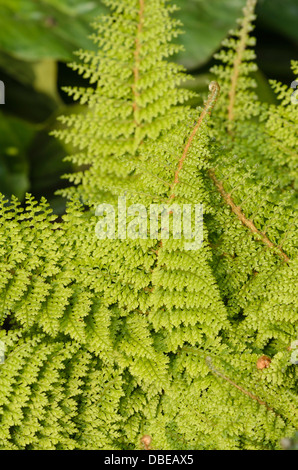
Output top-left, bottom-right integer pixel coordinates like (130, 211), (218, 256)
(181, 348), (279, 416)
(208, 169), (290, 263)
(205, 357), (278, 415)
(169, 81), (220, 201)
(147, 82), (220, 287)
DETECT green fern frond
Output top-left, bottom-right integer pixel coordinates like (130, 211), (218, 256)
(52, 0), (195, 206)
(0, 0), (297, 450)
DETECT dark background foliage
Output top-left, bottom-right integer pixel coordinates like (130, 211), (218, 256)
(0, 0), (297, 214)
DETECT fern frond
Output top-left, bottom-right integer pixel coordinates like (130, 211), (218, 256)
(52, 0), (195, 206)
(0, 0), (297, 451)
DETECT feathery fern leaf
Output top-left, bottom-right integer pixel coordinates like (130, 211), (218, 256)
(0, 0), (297, 450)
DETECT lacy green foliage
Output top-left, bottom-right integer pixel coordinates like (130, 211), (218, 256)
(52, 0), (194, 206)
(210, 0), (259, 124)
(0, 0), (297, 450)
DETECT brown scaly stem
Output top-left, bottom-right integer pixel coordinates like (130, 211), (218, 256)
(145, 82), (220, 295)
(209, 1), (290, 264)
(181, 347), (280, 417)
(208, 169), (290, 264)
(169, 81), (220, 201)
(159, 82), (219, 239)
(205, 356), (279, 415)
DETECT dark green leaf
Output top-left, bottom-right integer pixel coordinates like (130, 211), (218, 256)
(0, 0), (107, 62)
(174, 0), (247, 70)
(0, 112), (35, 200)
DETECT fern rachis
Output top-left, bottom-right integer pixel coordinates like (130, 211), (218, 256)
(0, 0), (297, 450)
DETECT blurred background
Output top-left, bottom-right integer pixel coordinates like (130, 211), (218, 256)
(0, 0), (297, 214)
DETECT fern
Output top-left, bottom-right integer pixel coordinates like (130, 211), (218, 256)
(52, 0), (194, 206)
(0, 0), (297, 450)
